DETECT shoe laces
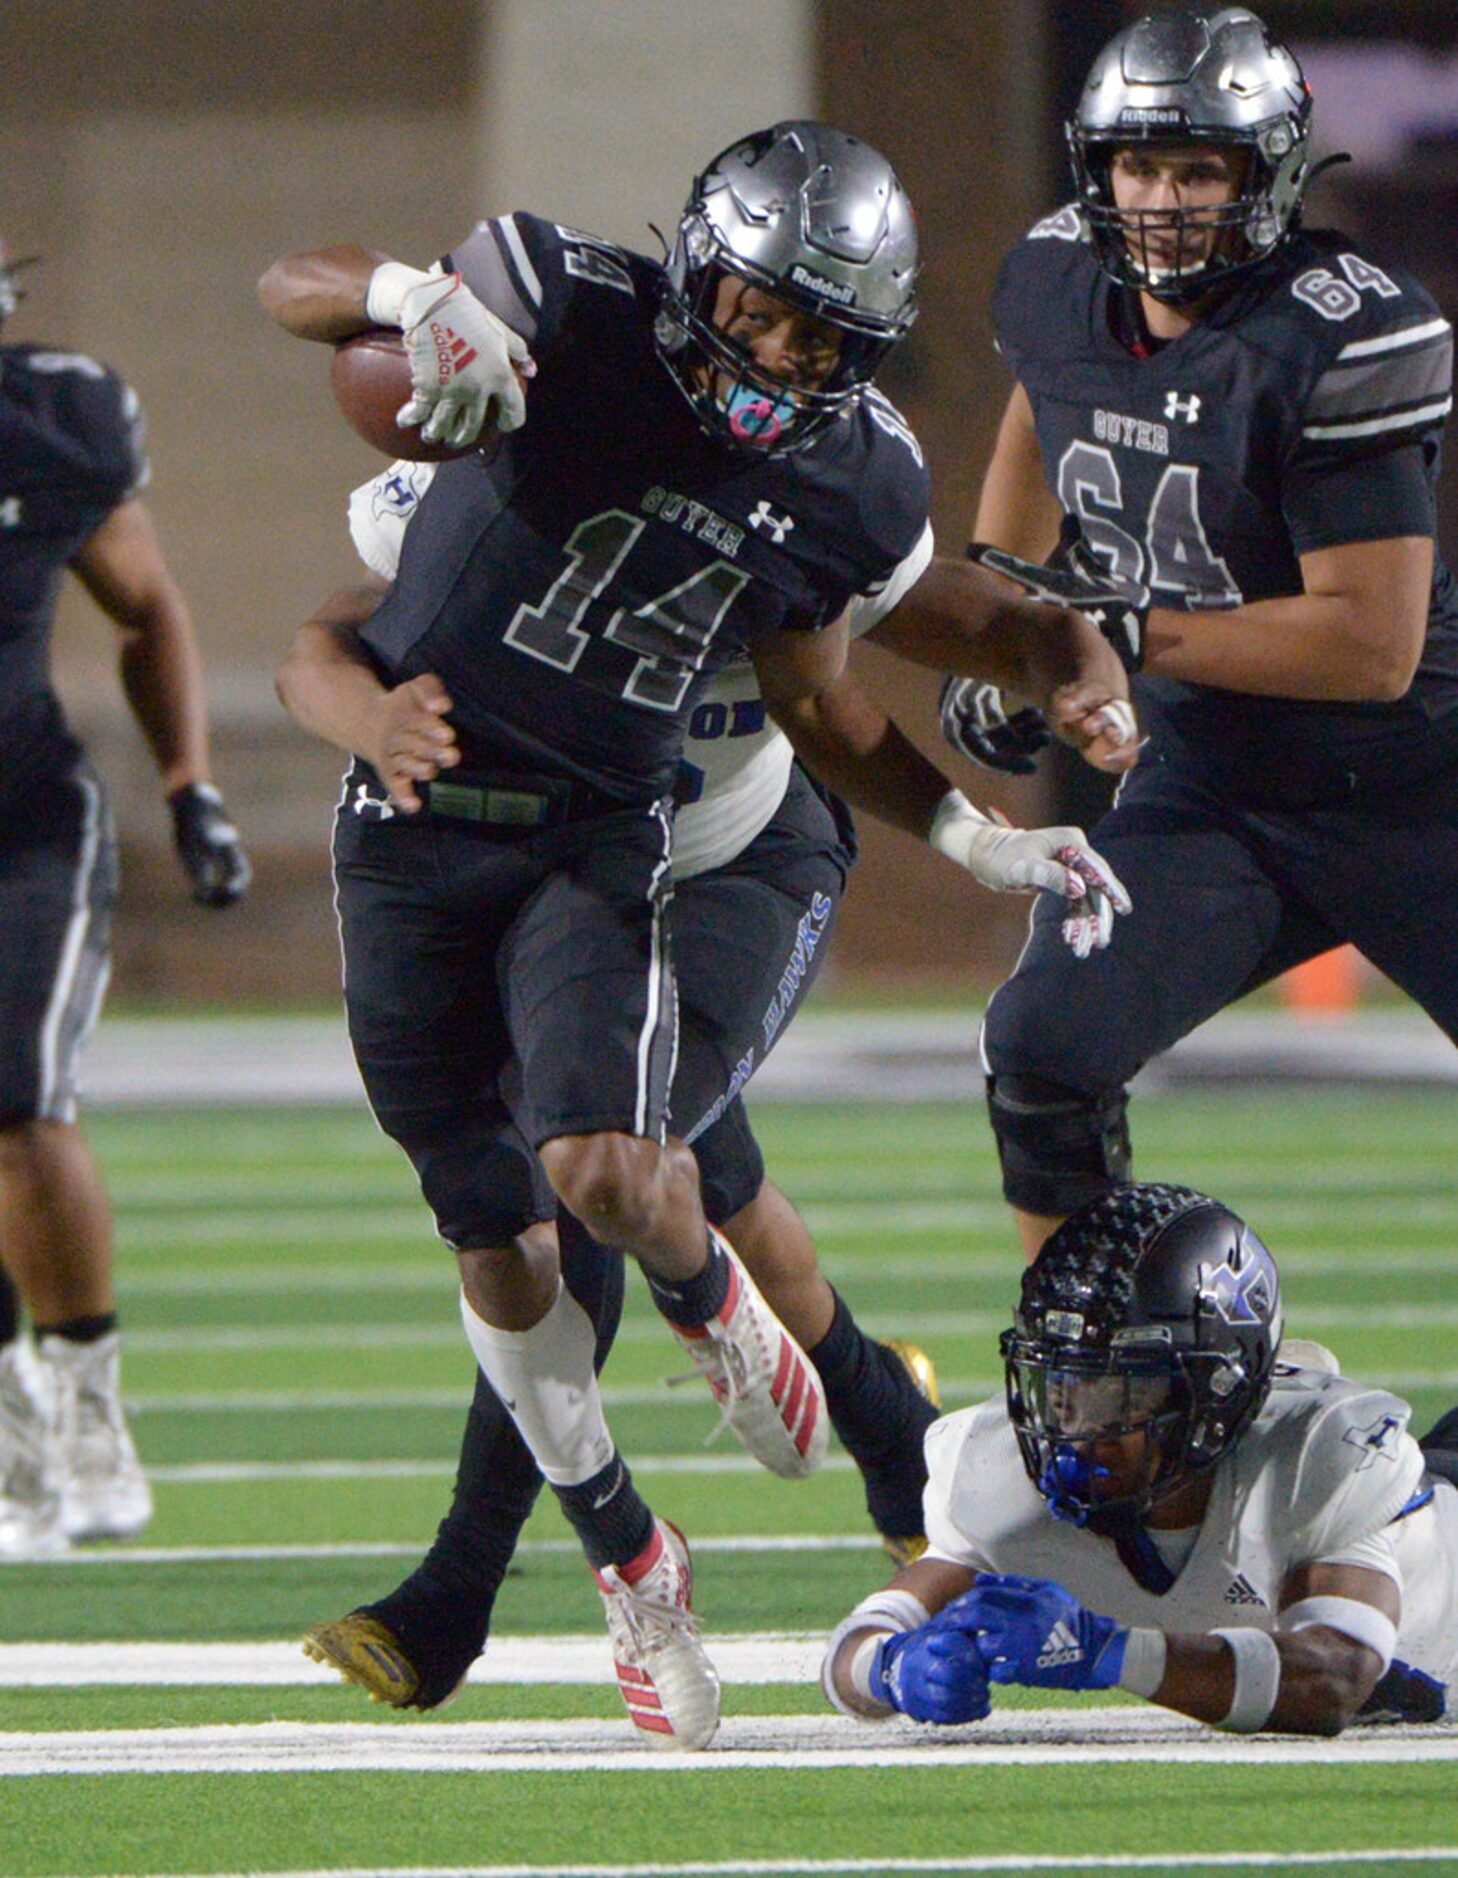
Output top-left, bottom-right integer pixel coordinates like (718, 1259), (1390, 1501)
(600, 1557), (697, 1653)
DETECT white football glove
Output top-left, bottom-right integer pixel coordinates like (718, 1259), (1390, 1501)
(928, 789), (1132, 958)
(367, 262), (533, 448)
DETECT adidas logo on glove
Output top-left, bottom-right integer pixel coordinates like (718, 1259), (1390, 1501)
(1036, 1619), (1085, 1670)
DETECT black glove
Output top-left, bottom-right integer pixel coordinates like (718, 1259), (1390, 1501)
(938, 676), (1050, 775)
(168, 782), (251, 907)
(967, 521), (1148, 674)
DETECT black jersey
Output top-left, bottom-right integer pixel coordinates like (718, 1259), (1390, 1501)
(994, 212), (1458, 802)
(357, 214), (930, 805)
(0, 344), (148, 787)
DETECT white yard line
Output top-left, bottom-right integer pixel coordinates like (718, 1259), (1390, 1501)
(130, 1453), (860, 1484)
(1, 1534), (876, 1567)
(4, 1710), (1455, 1777)
(50, 1855), (1458, 1878)
(0, 1636), (821, 1687)
(118, 1302), (1458, 1356)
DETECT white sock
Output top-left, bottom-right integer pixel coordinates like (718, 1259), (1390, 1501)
(459, 1280), (615, 1487)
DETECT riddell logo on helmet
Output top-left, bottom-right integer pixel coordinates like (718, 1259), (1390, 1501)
(1120, 107), (1186, 127)
(789, 264), (856, 306)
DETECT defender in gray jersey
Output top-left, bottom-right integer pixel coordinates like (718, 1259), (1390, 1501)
(825, 1185), (1456, 1736)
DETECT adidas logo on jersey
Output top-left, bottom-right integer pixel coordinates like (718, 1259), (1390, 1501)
(1224, 1574), (1267, 1607)
(1036, 1619), (1084, 1669)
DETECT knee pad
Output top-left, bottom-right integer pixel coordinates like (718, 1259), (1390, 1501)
(986, 1073), (1131, 1218)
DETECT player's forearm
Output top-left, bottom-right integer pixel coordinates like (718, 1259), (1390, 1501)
(276, 618), (392, 760)
(871, 559), (1129, 706)
(1145, 583), (1425, 702)
(1146, 1628), (1378, 1736)
(767, 676), (948, 839)
(257, 246), (390, 341)
(117, 601), (212, 794)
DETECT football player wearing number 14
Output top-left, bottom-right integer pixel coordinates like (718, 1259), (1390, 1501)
(975, 5), (1458, 1260)
(261, 123), (1134, 1748)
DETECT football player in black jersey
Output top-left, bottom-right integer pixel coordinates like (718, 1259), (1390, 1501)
(261, 123), (1136, 1747)
(974, 6), (1458, 1258)
(0, 235), (250, 1557)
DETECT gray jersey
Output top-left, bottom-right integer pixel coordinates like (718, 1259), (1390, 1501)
(923, 1363), (1456, 1693)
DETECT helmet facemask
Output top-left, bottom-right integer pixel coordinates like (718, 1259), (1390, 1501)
(1071, 119), (1309, 304)
(655, 123), (918, 456)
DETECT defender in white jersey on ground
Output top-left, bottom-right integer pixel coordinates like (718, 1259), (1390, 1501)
(824, 1183), (1457, 1735)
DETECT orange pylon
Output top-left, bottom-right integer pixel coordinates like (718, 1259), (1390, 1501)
(1281, 945), (1361, 1017)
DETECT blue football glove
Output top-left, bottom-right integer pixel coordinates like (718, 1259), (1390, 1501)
(867, 1624), (992, 1725)
(938, 676), (1051, 775)
(939, 1574), (1128, 1692)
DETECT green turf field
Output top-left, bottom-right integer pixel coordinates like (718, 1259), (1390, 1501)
(2, 1085), (1456, 1878)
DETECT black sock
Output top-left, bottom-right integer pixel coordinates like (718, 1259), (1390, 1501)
(364, 1210), (629, 1705)
(33, 1312), (117, 1344)
(645, 1230), (731, 1329)
(808, 1289), (938, 1538)
(0, 1267), (19, 1347)
(553, 1450), (656, 1572)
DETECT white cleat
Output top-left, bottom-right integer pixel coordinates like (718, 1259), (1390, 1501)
(668, 1233), (827, 1480)
(40, 1331), (153, 1541)
(0, 1340), (68, 1559)
(595, 1518), (720, 1751)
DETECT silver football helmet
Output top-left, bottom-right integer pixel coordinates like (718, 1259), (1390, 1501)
(655, 121), (918, 454)
(1068, 5), (1312, 302)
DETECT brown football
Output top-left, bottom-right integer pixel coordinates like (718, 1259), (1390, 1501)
(329, 330), (493, 463)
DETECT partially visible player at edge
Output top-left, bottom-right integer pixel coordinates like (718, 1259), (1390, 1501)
(823, 1184), (1458, 1735)
(971, 4), (1458, 1258)
(0, 235), (250, 1557)
(260, 122), (1135, 1748)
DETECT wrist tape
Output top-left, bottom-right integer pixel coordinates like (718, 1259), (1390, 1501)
(1117, 1626), (1167, 1699)
(1278, 1595), (1396, 1675)
(1212, 1626), (1282, 1733)
(820, 1589), (930, 1718)
(365, 261), (438, 329)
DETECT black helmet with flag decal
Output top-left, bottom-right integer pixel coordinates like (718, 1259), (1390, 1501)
(1002, 1183), (1283, 1527)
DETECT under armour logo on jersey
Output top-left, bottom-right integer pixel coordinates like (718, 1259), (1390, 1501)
(0, 495), (21, 528)
(350, 782), (395, 821)
(1344, 1412), (1405, 1470)
(1165, 391), (1202, 423)
(748, 500), (796, 543)
(1036, 1620), (1085, 1670)
(1224, 1574), (1267, 1607)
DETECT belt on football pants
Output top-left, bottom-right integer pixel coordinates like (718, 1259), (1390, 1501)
(420, 771), (623, 830)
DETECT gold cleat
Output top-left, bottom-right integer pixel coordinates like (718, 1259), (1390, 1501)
(882, 1339), (941, 1411)
(301, 1613), (426, 1708)
(879, 1339), (941, 1569)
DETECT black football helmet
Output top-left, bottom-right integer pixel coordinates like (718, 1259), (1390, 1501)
(1068, 5), (1312, 302)
(1002, 1183), (1283, 1527)
(655, 121), (918, 455)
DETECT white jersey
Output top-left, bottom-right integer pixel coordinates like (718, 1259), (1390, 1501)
(347, 464), (933, 880)
(922, 1363), (1456, 1697)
